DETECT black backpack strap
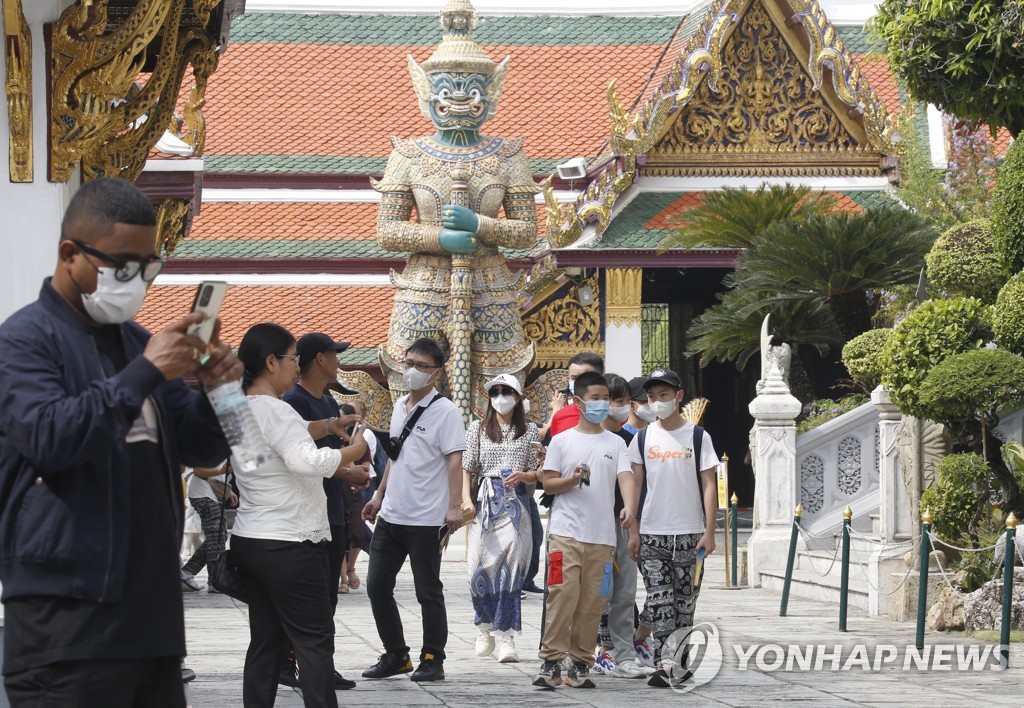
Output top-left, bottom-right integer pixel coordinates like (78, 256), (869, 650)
(397, 393), (443, 446)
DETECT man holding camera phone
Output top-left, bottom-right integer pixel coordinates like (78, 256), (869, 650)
(0, 178), (242, 706)
(360, 338), (466, 683)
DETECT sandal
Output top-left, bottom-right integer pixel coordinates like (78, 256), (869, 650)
(348, 571), (361, 590)
(338, 583), (350, 594)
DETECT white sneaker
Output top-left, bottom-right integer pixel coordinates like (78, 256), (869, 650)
(608, 659), (646, 679)
(180, 569), (201, 592)
(497, 637), (519, 663)
(475, 630), (495, 657)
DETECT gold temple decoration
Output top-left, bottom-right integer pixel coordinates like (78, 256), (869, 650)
(334, 370), (394, 430)
(154, 198), (191, 257)
(605, 268), (643, 328)
(48, 0), (223, 182)
(522, 271), (603, 370)
(3, 0), (32, 182)
(544, 0), (896, 246)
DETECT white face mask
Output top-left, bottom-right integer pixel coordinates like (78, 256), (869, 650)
(609, 404), (631, 423)
(491, 394), (516, 415)
(402, 366), (435, 391)
(567, 379), (575, 396)
(634, 403), (657, 423)
(651, 399), (679, 420)
(81, 267), (148, 324)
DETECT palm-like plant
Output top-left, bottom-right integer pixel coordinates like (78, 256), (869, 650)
(729, 207), (937, 340)
(659, 184), (838, 251)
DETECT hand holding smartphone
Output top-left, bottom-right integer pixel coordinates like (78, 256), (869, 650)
(187, 281), (228, 347)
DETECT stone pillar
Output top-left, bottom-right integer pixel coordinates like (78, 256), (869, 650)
(873, 386), (912, 542)
(604, 268), (643, 378)
(747, 362), (802, 586)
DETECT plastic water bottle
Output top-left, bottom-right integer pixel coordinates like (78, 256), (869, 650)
(205, 379), (271, 473)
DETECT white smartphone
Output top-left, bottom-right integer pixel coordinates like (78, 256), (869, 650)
(188, 281), (228, 345)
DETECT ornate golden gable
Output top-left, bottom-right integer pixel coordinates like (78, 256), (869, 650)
(644, 1), (887, 178)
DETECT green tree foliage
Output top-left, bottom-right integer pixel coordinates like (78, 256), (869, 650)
(993, 272), (1024, 355)
(659, 184), (836, 250)
(991, 138), (1024, 275)
(918, 348), (1024, 516)
(880, 297), (993, 417)
(925, 219), (1005, 302)
(842, 329), (892, 389)
(920, 453), (995, 547)
(728, 207), (936, 340)
(871, 0), (1024, 136)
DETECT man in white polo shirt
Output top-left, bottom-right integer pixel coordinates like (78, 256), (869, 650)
(627, 369), (719, 689)
(361, 338), (466, 683)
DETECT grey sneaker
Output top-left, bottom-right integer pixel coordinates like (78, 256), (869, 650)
(532, 659), (561, 688)
(565, 660), (596, 688)
(180, 570), (201, 592)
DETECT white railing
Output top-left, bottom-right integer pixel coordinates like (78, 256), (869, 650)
(796, 401), (881, 536)
(997, 406), (1024, 445)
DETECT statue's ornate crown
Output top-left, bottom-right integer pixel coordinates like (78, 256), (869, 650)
(421, 0), (497, 76)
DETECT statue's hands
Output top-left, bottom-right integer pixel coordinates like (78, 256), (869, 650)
(440, 229), (478, 254)
(441, 204), (479, 233)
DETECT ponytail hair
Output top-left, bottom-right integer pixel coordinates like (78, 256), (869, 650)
(238, 322), (295, 392)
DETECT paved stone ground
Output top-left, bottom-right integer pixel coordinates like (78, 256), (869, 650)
(183, 546), (1024, 708)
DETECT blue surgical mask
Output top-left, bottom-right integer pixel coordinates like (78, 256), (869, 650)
(580, 400), (610, 424)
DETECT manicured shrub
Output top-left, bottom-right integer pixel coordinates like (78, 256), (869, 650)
(992, 138), (1024, 276)
(993, 271), (1024, 356)
(920, 453), (993, 548)
(842, 328), (892, 388)
(917, 349), (1024, 425)
(925, 219), (1004, 302)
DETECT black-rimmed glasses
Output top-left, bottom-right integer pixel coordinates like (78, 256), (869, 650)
(404, 360), (441, 373)
(490, 386), (517, 396)
(73, 240), (164, 283)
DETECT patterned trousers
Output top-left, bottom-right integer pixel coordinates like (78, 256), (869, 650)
(637, 532), (702, 663)
(183, 497), (227, 577)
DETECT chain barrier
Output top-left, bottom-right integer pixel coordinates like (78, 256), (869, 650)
(801, 532), (842, 578)
(928, 545), (970, 598)
(925, 532), (1001, 554)
(796, 520), (846, 543)
(862, 562), (917, 597)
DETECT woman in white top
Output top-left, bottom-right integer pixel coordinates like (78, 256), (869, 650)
(462, 373), (541, 663)
(231, 323), (369, 708)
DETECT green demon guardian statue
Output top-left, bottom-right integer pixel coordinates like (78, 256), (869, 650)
(374, 0), (539, 422)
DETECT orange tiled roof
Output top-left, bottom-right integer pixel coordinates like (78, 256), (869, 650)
(203, 43), (668, 161)
(135, 285), (396, 348)
(186, 201), (549, 243)
(641, 191), (862, 232)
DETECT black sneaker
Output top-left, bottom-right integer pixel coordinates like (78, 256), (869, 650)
(565, 660), (596, 688)
(532, 659), (562, 689)
(362, 652), (413, 679)
(279, 661), (300, 688)
(409, 654), (445, 682)
(333, 670), (356, 690)
(647, 667), (680, 688)
(522, 582), (544, 594)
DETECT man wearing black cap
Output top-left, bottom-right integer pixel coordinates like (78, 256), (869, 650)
(625, 369), (720, 689)
(281, 332), (365, 690)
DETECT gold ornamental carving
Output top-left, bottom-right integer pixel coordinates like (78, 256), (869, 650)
(48, 0), (223, 183)
(155, 198), (191, 257)
(3, 0), (32, 182)
(522, 272), (603, 369)
(646, 1), (882, 177)
(605, 268), (642, 328)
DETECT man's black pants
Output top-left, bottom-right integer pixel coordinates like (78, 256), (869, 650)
(231, 535), (337, 708)
(366, 518), (447, 661)
(3, 656), (183, 708)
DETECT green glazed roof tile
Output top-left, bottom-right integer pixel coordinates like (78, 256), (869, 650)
(339, 347), (378, 366)
(591, 192), (679, 249)
(204, 154), (566, 176)
(837, 25), (885, 55)
(231, 13), (683, 47)
(171, 238), (541, 260)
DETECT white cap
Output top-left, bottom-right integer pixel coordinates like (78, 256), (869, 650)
(483, 373), (523, 396)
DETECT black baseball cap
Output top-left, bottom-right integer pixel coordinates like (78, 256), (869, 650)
(297, 332), (350, 368)
(643, 368), (683, 391)
(627, 376), (648, 402)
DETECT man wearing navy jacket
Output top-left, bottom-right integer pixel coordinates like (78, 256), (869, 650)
(0, 178), (241, 707)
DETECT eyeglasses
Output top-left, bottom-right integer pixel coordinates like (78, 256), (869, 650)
(404, 360), (441, 373)
(73, 240), (164, 283)
(276, 354), (300, 365)
(490, 386), (517, 396)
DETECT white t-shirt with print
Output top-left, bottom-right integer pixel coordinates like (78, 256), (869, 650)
(544, 428), (631, 547)
(380, 389), (466, 527)
(627, 421), (720, 535)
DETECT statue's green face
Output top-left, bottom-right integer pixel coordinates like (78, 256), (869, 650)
(427, 71), (491, 131)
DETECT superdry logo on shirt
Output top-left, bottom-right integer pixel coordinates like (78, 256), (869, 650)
(647, 445), (693, 462)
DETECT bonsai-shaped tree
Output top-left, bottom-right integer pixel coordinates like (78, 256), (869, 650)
(925, 219), (1006, 303)
(842, 328), (892, 391)
(992, 138), (1024, 276)
(993, 272), (1024, 356)
(917, 348), (1024, 518)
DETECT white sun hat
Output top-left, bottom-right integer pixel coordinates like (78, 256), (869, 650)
(483, 373), (523, 396)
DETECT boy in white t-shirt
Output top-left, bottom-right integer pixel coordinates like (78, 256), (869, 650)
(627, 369), (720, 689)
(533, 372), (635, 690)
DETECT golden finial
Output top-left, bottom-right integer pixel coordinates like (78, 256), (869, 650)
(922, 507), (933, 525)
(794, 504), (803, 518)
(1007, 512), (1018, 530)
(731, 492), (738, 505)
(843, 506), (853, 520)
(722, 453), (730, 463)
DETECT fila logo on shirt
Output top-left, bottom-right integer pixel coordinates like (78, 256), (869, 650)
(647, 445), (693, 462)
(416, 425), (427, 433)
(603, 453), (614, 461)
